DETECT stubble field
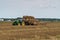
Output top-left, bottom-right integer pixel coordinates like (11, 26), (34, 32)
(0, 21), (60, 40)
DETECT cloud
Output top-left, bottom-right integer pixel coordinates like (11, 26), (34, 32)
(0, 0), (60, 18)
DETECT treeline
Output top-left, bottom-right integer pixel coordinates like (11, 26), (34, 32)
(0, 18), (60, 22)
(37, 18), (60, 22)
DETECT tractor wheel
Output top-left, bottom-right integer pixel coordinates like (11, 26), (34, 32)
(12, 21), (18, 25)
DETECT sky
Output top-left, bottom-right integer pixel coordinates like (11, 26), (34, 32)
(0, 0), (60, 18)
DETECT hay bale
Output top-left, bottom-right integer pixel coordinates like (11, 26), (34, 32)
(23, 16), (39, 25)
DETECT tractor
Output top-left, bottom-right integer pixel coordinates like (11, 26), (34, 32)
(12, 16), (39, 26)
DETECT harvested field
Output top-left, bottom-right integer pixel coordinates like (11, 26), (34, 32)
(0, 21), (60, 40)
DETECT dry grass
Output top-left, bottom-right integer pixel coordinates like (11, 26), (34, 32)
(0, 21), (60, 40)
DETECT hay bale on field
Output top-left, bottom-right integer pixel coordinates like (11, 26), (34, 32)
(23, 16), (39, 25)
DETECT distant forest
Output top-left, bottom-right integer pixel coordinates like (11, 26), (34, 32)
(37, 18), (60, 22)
(0, 18), (60, 22)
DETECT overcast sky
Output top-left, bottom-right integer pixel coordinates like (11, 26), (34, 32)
(0, 0), (60, 18)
